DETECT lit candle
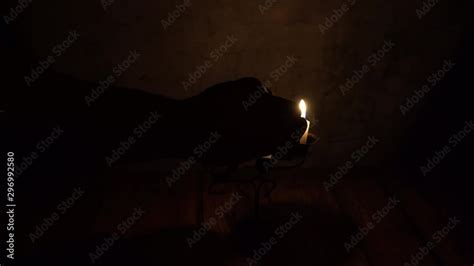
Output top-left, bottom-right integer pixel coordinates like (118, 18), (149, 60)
(299, 99), (310, 144)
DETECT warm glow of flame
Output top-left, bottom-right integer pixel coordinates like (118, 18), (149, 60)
(299, 99), (306, 118)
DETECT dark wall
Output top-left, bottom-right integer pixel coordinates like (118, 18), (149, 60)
(25, 0), (474, 168)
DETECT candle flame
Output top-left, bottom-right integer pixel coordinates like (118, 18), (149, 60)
(299, 99), (306, 118)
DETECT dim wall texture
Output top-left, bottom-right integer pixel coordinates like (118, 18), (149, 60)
(32, 0), (472, 167)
